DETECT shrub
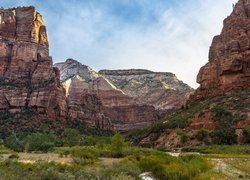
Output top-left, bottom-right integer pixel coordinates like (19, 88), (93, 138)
(244, 125), (250, 143)
(8, 152), (19, 159)
(24, 133), (56, 152)
(211, 106), (237, 144)
(5, 135), (24, 152)
(63, 128), (80, 147)
(111, 133), (128, 158)
(195, 129), (209, 142)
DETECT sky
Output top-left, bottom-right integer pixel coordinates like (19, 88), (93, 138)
(2, 0), (237, 88)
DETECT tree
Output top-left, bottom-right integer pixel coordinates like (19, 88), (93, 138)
(24, 133), (56, 152)
(63, 128), (80, 147)
(111, 133), (127, 157)
(211, 106), (237, 144)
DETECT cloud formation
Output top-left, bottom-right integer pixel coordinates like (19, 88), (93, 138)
(2, 0), (237, 88)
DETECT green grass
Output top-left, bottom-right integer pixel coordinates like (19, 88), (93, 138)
(182, 145), (250, 155)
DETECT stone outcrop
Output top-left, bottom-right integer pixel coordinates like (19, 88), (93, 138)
(191, 0), (250, 101)
(55, 59), (193, 132)
(99, 69), (193, 111)
(0, 6), (67, 119)
(0, 7), (112, 131)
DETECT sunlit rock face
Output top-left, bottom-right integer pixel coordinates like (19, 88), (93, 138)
(55, 59), (193, 132)
(99, 70), (193, 111)
(191, 0), (250, 101)
(0, 6), (67, 119)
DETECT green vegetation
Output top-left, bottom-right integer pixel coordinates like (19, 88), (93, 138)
(182, 145), (250, 154)
(110, 133), (128, 157)
(128, 90), (250, 146)
(195, 128), (209, 142)
(0, 133), (213, 179)
(63, 128), (80, 147)
(244, 125), (250, 143)
(211, 105), (237, 144)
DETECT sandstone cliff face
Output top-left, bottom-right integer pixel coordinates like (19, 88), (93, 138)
(99, 70), (193, 111)
(0, 7), (112, 131)
(192, 0), (250, 100)
(0, 6), (67, 119)
(55, 59), (193, 132)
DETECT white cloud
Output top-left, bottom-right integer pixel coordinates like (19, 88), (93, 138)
(43, 0), (238, 88)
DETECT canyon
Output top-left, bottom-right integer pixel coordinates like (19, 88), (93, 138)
(55, 59), (193, 132)
(0, 6), (193, 133)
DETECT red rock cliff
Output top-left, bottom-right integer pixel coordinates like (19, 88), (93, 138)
(0, 6), (67, 119)
(192, 0), (250, 100)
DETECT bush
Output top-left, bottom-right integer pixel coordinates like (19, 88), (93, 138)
(211, 106), (237, 144)
(24, 133), (56, 152)
(5, 135), (24, 152)
(8, 152), (19, 159)
(244, 125), (250, 143)
(111, 133), (128, 157)
(195, 129), (209, 142)
(63, 128), (80, 147)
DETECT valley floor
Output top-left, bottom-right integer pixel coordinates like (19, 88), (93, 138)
(0, 150), (250, 179)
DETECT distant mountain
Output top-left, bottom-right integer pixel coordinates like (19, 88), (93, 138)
(55, 59), (193, 132)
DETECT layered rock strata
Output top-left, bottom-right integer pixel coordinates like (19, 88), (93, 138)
(55, 59), (193, 132)
(0, 7), (112, 130)
(0, 6), (67, 119)
(191, 0), (250, 101)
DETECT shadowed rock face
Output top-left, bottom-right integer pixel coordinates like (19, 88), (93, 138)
(191, 0), (250, 101)
(55, 59), (193, 132)
(0, 6), (67, 119)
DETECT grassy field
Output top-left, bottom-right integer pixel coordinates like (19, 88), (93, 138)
(0, 134), (249, 179)
(0, 135), (213, 179)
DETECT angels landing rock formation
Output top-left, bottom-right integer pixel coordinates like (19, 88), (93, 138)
(54, 59), (193, 132)
(0, 6), (112, 130)
(192, 0), (250, 100)
(0, 6), (67, 118)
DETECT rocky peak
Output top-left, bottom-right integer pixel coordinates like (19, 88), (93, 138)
(0, 6), (67, 119)
(0, 6), (48, 47)
(55, 59), (193, 132)
(99, 69), (193, 110)
(54, 58), (100, 82)
(191, 0), (250, 101)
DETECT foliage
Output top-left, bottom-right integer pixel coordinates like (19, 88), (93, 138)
(63, 128), (80, 147)
(244, 125), (250, 143)
(24, 133), (56, 152)
(4, 135), (24, 152)
(111, 133), (128, 157)
(182, 145), (250, 154)
(195, 129), (209, 142)
(211, 105), (237, 144)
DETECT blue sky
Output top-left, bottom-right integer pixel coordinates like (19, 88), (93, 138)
(2, 0), (237, 88)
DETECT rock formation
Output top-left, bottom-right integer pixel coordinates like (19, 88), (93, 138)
(0, 7), (112, 131)
(99, 69), (193, 111)
(191, 0), (250, 101)
(55, 59), (193, 132)
(0, 6), (67, 119)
